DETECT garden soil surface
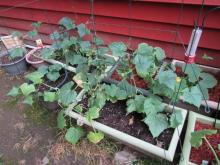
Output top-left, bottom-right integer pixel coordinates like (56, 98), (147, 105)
(0, 69), (115, 165)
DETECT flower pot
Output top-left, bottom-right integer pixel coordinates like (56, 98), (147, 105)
(39, 69), (68, 111)
(25, 46), (49, 69)
(65, 90), (187, 162)
(0, 54), (28, 75)
(172, 59), (220, 110)
(179, 111), (220, 165)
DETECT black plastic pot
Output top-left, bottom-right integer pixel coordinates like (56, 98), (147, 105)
(0, 54), (28, 75)
(39, 69), (68, 111)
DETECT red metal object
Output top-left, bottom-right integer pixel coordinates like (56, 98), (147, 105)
(0, 0), (219, 67)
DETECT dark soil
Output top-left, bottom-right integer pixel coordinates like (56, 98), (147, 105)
(190, 121), (220, 164)
(80, 98), (174, 150)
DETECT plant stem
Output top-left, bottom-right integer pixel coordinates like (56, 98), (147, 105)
(204, 137), (220, 165)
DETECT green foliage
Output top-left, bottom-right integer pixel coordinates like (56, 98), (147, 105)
(199, 73), (217, 89)
(143, 113), (169, 138)
(20, 83), (35, 96)
(109, 42), (127, 57)
(46, 64), (62, 81)
(158, 70), (177, 90)
(32, 21), (41, 28)
(65, 127), (85, 144)
(40, 48), (54, 59)
(59, 17), (75, 30)
(87, 131), (104, 144)
(9, 47), (24, 60)
(11, 31), (23, 38)
(190, 129), (217, 148)
(43, 91), (57, 102)
(182, 86), (203, 108)
(183, 63), (202, 83)
(23, 95), (33, 105)
(7, 86), (20, 97)
(86, 107), (100, 122)
(50, 31), (60, 40)
(170, 110), (182, 128)
(202, 54), (213, 61)
(25, 71), (44, 84)
(28, 29), (38, 38)
(58, 82), (77, 106)
(57, 111), (67, 129)
(77, 23), (90, 38)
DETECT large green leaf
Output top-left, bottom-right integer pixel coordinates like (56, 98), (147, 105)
(65, 53), (87, 66)
(199, 73), (217, 89)
(143, 113), (169, 138)
(182, 86), (203, 108)
(126, 95), (145, 114)
(23, 96), (33, 105)
(58, 82), (77, 106)
(143, 96), (164, 115)
(86, 107), (100, 122)
(135, 43), (153, 55)
(43, 91), (57, 102)
(170, 110), (183, 128)
(57, 111), (66, 129)
(65, 127), (85, 144)
(79, 41), (91, 51)
(25, 71), (44, 84)
(60, 37), (76, 50)
(158, 70), (177, 90)
(183, 64), (201, 83)
(20, 83), (35, 96)
(87, 131), (104, 144)
(133, 53), (153, 78)
(104, 84), (117, 98)
(46, 71), (60, 82)
(190, 129), (217, 148)
(109, 42), (127, 57)
(38, 65), (49, 75)
(118, 79), (136, 97)
(7, 86), (20, 97)
(153, 47), (165, 61)
(152, 81), (174, 99)
(77, 23), (90, 38)
(59, 17), (75, 30)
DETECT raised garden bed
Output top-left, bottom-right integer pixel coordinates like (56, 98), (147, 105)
(172, 60), (220, 110)
(65, 90), (187, 162)
(179, 111), (220, 165)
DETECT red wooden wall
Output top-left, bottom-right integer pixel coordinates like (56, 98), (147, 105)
(0, 0), (219, 67)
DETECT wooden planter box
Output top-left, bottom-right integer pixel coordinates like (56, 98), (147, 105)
(179, 111), (220, 165)
(172, 59), (220, 110)
(65, 90), (187, 162)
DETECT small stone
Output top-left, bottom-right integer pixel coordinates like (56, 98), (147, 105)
(114, 150), (136, 165)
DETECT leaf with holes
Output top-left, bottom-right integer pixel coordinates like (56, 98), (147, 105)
(77, 23), (90, 37)
(20, 83), (35, 96)
(143, 113), (169, 138)
(158, 70), (177, 90)
(7, 86), (20, 97)
(43, 91), (57, 102)
(170, 110), (183, 128)
(59, 17), (75, 30)
(109, 42), (127, 57)
(87, 131), (104, 144)
(58, 82), (77, 106)
(182, 86), (203, 108)
(65, 127), (85, 144)
(190, 129), (217, 148)
(57, 111), (66, 129)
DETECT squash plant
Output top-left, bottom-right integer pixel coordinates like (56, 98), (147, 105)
(7, 64), (65, 106)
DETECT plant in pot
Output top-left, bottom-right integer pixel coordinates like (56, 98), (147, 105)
(7, 63), (69, 111)
(153, 62), (218, 109)
(180, 111), (220, 165)
(0, 32), (28, 75)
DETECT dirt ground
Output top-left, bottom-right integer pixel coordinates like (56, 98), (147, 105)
(0, 69), (167, 165)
